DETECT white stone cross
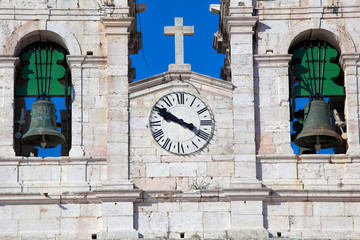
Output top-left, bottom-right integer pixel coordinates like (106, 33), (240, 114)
(164, 17), (194, 64)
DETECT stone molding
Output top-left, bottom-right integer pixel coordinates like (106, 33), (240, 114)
(257, 153), (353, 164)
(67, 55), (107, 68)
(129, 71), (233, 98)
(101, 17), (133, 35)
(257, 5), (360, 21)
(254, 54), (292, 68)
(225, 16), (259, 35)
(0, 56), (19, 67)
(339, 53), (360, 69)
(267, 189), (360, 202)
(224, 188), (270, 201)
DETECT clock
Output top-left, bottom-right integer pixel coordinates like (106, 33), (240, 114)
(149, 92), (215, 155)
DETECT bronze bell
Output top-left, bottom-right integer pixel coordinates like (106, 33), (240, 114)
(294, 100), (342, 152)
(22, 100), (66, 149)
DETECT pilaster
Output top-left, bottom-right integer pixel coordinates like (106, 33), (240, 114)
(226, 9), (261, 188)
(254, 54), (293, 155)
(340, 54), (360, 156)
(0, 56), (18, 157)
(67, 55), (86, 157)
(101, 17), (134, 190)
(224, 188), (270, 238)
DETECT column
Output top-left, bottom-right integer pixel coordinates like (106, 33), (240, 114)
(0, 56), (18, 156)
(102, 17), (133, 189)
(227, 13), (261, 188)
(340, 54), (360, 155)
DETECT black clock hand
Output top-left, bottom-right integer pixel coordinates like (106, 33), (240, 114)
(154, 107), (195, 131)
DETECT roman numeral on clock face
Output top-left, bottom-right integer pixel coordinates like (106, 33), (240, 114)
(197, 107), (208, 115)
(153, 129), (164, 139)
(162, 97), (173, 107)
(176, 93), (185, 104)
(163, 138), (171, 150)
(150, 120), (161, 127)
(197, 130), (210, 140)
(200, 120), (212, 126)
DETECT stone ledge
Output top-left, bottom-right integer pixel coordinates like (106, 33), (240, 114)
(266, 189), (360, 202)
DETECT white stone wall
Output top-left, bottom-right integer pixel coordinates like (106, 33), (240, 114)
(1, 0), (360, 239)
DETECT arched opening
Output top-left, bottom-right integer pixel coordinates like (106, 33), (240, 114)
(289, 37), (347, 154)
(14, 41), (72, 157)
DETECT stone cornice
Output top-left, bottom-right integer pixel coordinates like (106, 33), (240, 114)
(129, 71), (233, 99)
(101, 17), (134, 36)
(94, 189), (142, 202)
(0, 56), (19, 67)
(0, 156), (107, 164)
(223, 188), (270, 201)
(339, 53), (360, 69)
(254, 54), (292, 68)
(257, 5), (360, 21)
(257, 153), (353, 164)
(225, 16), (259, 35)
(266, 189), (360, 202)
(66, 55), (107, 68)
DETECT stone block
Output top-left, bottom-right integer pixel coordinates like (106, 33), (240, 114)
(60, 204), (81, 218)
(135, 211), (168, 234)
(61, 217), (100, 237)
(103, 216), (133, 231)
(133, 177), (176, 190)
(19, 218), (60, 233)
(313, 202), (344, 216)
(0, 166), (17, 183)
(169, 212), (202, 231)
(199, 202), (230, 212)
(102, 202), (133, 216)
(354, 217), (360, 231)
(203, 212), (231, 230)
(61, 164), (86, 182)
(146, 163), (170, 177)
(80, 204), (101, 217)
(289, 202), (313, 216)
(130, 163), (146, 178)
(206, 161), (234, 177)
(321, 217), (353, 231)
(14, 205), (41, 219)
(40, 205), (61, 219)
(233, 201), (264, 215)
(180, 202), (199, 212)
(345, 202), (360, 216)
(158, 202), (180, 212)
(290, 216), (321, 230)
(170, 162), (206, 177)
(135, 202), (158, 212)
(231, 214), (264, 228)
(267, 216), (289, 231)
(0, 219), (18, 233)
(21, 166), (52, 182)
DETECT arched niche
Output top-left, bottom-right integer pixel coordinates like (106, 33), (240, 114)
(3, 21), (81, 56)
(288, 29), (347, 155)
(278, 22), (356, 55)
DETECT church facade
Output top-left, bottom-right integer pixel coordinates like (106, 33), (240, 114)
(0, 0), (359, 239)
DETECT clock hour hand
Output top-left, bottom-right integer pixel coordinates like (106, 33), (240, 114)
(154, 106), (195, 131)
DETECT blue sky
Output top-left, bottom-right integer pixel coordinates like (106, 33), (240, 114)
(131, 0), (224, 80)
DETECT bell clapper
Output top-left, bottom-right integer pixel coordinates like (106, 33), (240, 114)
(40, 135), (47, 149)
(333, 109), (347, 140)
(315, 135), (321, 153)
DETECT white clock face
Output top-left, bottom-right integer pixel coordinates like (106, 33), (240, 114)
(149, 92), (215, 155)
